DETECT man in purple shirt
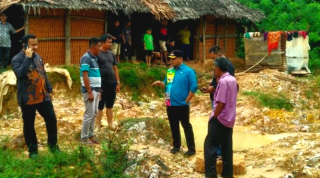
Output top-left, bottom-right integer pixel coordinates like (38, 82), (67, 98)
(204, 57), (238, 178)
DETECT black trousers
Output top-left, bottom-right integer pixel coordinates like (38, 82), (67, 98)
(0, 47), (11, 68)
(123, 42), (132, 60)
(167, 105), (195, 151)
(20, 101), (58, 154)
(204, 118), (233, 178)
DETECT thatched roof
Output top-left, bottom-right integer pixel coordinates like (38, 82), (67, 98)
(0, 0), (264, 22)
(0, 0), (151, 15)
(168, 0), (265, 22)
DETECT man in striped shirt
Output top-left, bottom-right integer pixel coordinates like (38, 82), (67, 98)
(80, 38), (102, 145)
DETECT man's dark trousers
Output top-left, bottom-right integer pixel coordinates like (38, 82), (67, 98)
(204, 118), (233, 178)
(0, 47), (11, 68)
(20, 101), (58, 155)
(123, 42), (132, 60)
(167, 105), (195, 152)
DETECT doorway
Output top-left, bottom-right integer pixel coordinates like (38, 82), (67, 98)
(2, 5), (25, 66)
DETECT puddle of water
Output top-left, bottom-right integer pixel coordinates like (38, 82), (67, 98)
(181, 117), (276, 151)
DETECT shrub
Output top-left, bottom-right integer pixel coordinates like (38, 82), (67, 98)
(243, 91), (294, 111)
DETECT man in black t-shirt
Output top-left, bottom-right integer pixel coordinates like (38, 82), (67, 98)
(96, 34), (120, 131)
(110, 20), (122, 63)
(201, 46), (235, 103)
(122, 20), (132, 62)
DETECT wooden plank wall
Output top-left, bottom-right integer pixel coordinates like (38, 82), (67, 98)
(194, 15), (237, 60)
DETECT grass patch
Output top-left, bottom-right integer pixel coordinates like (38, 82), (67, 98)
(243, 91), (294, 111)
(304, 89), (315, 99)
(118, 63), (167, 101)
(0, 136), (130, 178)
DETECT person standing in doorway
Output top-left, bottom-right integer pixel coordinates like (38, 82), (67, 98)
(152, 50), (197, 157)
(96, 34), (120, 131)
(204, 57), (238, 178)
(80, 38), (102, 145)
(122, 20), (132, 62)
(144, 28), (154, 67)
(159, 20), (168, 65)
(11, 34), (60, 158)
(0, 12), (24, 69)
(177, 25), (191, 61)
(110, 20), (122, 63)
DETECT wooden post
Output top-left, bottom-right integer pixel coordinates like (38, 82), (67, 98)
(65, 9), (71, 65)
(104, 12), (108, 33)
(196, 19), (200, 61)
(224, 18), (228, 54)
(215, 19), (219, 45)
(202, 16), (206, 61)
(24, 10), (29, 34)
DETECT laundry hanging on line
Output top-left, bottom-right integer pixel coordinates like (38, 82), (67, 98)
(267, 31), (282, 55)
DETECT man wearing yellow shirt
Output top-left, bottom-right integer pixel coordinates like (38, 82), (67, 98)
(177, 25), (191, 61)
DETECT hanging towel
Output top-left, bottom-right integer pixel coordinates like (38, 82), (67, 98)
(245, 32), (251, 39)
(299, 31), (307, 39)
(268, 31), (282, 55)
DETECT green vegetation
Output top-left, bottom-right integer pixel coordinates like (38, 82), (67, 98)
(118, 63), (167, 101)
(0, 136), (130, 178)
(304, 89), (315, 99)
(243, 91), (294, 111)
(61, 65), (81, 87)
(46, 63), (166, 102)
(0, 67), (8, 75)
(309, 47), (320, 71)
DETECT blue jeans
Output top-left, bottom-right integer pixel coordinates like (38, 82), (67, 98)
(0, 47), (11, 68)
(181, 44), (190, 59)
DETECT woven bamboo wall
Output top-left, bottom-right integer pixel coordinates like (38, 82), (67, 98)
(37, 41), (65, 65)
(29, 19), (65, 38)
(70, 19), (104, 37)
(71, 40), (88, 65)
(70, 10), (105, 64)
(28, 9), (66, 65)
(27, 9), (106, 65)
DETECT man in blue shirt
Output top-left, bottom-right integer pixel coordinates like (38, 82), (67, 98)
(152, 50), (198, 157)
